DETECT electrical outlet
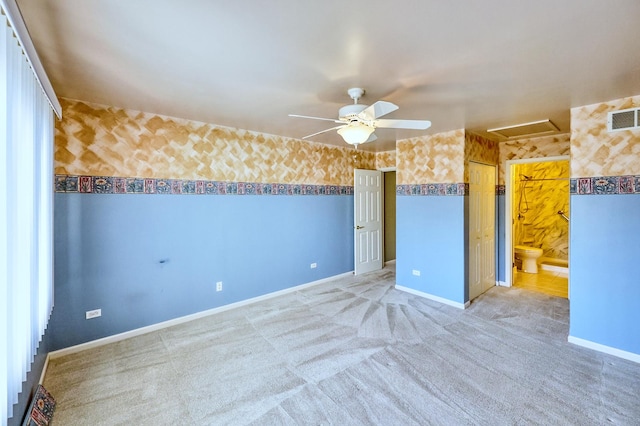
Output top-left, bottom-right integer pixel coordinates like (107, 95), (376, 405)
(310, 262), (317, 269)
(86, 309), (101, 319)
(412, 269), (421, 276)
(216, 281), (223, 292)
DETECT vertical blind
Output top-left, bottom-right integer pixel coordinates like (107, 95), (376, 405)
(1, 5), (55, 423)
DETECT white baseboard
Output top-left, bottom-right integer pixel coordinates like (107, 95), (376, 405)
(39, 354), (50, 385)
(49, 271), (353, 359)
(496, 281), (508, 287)
(568, 336), (640, 364)
(384, 259), (396, 265)
(395, 285), (469, 309)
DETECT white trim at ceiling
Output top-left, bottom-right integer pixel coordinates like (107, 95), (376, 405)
(1, 0), (61, 118)
(488, 119), (559, 139)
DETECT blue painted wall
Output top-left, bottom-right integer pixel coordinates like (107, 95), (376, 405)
(396, 196), (467, 304)
(51, 193), (354, 350)
(570, 194), (640, 354)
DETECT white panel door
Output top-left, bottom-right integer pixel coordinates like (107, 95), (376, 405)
(481, 163), (496, 293)
(354, 169), (383, 275)
(469, 162), (496, 300)
(469, 165), (482, 300)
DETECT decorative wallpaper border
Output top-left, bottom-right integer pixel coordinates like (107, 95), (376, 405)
(55, 175), (640, 196)
(54, 175), (353, 196)
(570, 176), (640, 195)
(396, 183), (468, 196)
(398, 184), (507, 196)
(495, 177), (640, 196)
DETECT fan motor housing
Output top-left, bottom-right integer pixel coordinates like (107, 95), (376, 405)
(339, 104), (367, 119)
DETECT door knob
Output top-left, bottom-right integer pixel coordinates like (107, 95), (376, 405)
(355, 225), (365, 230)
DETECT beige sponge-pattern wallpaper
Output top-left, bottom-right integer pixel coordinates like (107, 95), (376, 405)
(396, 129), (465, 185)
(465, 132), (499, 183)
(498, 134), (570, 185)
(375, 150), (396, 170)
(55, 99), (375, 186)
(571, 95), (640, 178)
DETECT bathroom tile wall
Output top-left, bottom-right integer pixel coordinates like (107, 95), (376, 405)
(513, 161), (569, 261)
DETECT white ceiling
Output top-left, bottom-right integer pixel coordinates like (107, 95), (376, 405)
(16, 0), (640, 152)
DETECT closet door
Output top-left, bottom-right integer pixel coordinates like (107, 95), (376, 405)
(469, 162), (496, 300)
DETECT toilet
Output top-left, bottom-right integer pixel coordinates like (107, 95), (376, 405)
(514, 245), (543, 273)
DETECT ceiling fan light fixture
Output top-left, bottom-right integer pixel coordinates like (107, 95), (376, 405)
(337, 123), (375, 145)
(290, 87), (431, 144)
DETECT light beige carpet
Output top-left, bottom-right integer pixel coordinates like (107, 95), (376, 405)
(43, 265), (640, 425)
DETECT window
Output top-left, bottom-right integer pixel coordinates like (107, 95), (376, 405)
(1, 1), (60, 421)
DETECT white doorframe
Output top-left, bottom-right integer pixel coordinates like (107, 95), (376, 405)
(504, 155), (570, 287)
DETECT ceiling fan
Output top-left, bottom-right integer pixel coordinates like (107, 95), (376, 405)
(289, 87), (432, 147)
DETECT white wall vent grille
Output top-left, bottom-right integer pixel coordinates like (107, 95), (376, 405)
(608, 107), (640, 132)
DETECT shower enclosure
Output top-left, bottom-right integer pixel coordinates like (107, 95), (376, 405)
(504, 156), (570, 286)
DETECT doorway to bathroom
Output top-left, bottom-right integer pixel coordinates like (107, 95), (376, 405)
(504, 156), (570, 299)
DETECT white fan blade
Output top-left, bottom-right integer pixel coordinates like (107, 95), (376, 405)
(302, 125), (346, 139)
(289, 114), (342, 123)
(358, 101), (399, 121)
(374, 119), (432, 130)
